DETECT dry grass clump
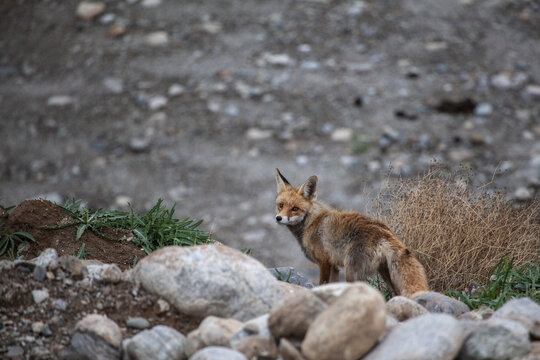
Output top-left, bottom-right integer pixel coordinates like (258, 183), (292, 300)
(373, 169), (539, 292)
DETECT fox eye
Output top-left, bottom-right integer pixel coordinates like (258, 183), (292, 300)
(291, 206), (299, 211)
(278, 203), (284, 209)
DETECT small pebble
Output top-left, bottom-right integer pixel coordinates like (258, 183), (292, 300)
(514, 187), (532, 201)
(144, 31), (169, 46)
(32, 289), (49, 304)
(126, 317), (150, 329)
(33, 265), (46, 282)
(76, 1), (106, 21)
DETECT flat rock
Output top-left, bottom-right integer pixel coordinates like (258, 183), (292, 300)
(190, 346), (247, 360)
(386, 296), (428, 322)
(268, 267), (314, 289)
(126, 317), (150, 330)
(364, 313), (464, 360)
(69, 331), (120, 360)
(233, 335), (277, 360)
(124, 325), (186, 360)
(268, 288), (326, 340)
(458, 318), (531, 359)
(133, 244), (286, 321)
(302, 283), (386, 360)
(414, 292), (470, 316)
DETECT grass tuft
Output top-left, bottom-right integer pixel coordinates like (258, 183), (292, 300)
(42, 198), (212, 254)
(447, 255), (539, 309)
(373, 168), (539, 293)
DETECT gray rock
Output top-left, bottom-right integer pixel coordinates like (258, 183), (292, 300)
(75, 314), (122, 348)
(59, 255), (86, 279)
(126, 317), (150, 330)
(190, 346), (247, 360)
(386, 296), (428, 322)
(268, 267), (314, 289)
(32, 289), (49, 304)
(129, 137), (152, 153)
(233, 335), (277, 359)
(474, 103), (493, 116)
(133, 244), (286, 321)
(514, 187), (533, 201)
(31, 248), (59, 270)
(148, 95), (168, 110)
(6, 346), (24, 358)
(85, 263), (123, 283)
(124, 325), (186, 360)
(269, 288), (326, 340)
(53, 298), (68, 311)
(364, 313), (464, 360)
(458, 318), (531, 360)
(491, 71), (528, 90)
(103, 77), (124, 94)
(230, 314), (271, 348)
(492, 297), (540, 339)
(414, 292), (470, 316)
(168, 84), (185, 97)
(33, 265), (46, 282)
(524, 84), (540, 98)
(302, 283), (386, 360)
(184, 316), (243, 358)
(69, 331), (120, 360)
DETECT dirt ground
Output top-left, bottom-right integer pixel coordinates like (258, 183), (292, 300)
(1, 0), (539, 280)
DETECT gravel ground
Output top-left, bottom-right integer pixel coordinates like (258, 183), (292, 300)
(1, 0), (539, 279)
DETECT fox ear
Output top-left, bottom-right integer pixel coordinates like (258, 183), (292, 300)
(299, 175), (318, 201)
(275, 168), (292, 193)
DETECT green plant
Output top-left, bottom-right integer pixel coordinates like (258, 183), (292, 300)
(76, 242), (91, 259)
(131, 256), (138, 268)
(351, 135), (371, 155)
(129, 199), (212, 254)
(41, 198), (212, 254)
(274, 268), (293, 283)
(447, 255), (539, 310)
(367, 274), (393, 301)
(0, 202), (35, 258)
(241, 248), (253, 256)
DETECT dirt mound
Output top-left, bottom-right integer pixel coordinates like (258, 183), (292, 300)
(3, 199), (146, 268)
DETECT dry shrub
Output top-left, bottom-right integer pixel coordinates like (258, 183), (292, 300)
(372, 169), (539, 292)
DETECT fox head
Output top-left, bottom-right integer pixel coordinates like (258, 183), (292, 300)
(275, 168), (318, 226)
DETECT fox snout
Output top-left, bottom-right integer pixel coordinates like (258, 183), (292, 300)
(275, 213), (304, 225)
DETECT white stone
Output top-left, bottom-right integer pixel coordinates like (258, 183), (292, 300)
(75, 314), (122, 348)
(148, 95), (168, 110)
(47, 95), (75, 107)
(168, 84), (185, 97)
(102, 77), (124, 94)
(141, 0), (161, 7)
(76, 2), (106, 20)
(246, 128), (272, 140)
(32, 289), (49, 304)
(330, 128), (353, 142)
(144, 31), (169, 46)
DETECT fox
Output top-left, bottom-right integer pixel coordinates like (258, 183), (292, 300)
(274, 168), (429, 298)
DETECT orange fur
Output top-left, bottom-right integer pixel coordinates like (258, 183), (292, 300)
(275, 169), (429, 298)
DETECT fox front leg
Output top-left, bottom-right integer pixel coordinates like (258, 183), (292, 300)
(329, 266), (340, 283)
(319, 261), (331, 285)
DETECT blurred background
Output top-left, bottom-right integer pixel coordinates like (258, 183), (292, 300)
(1, 0), (539, 280)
